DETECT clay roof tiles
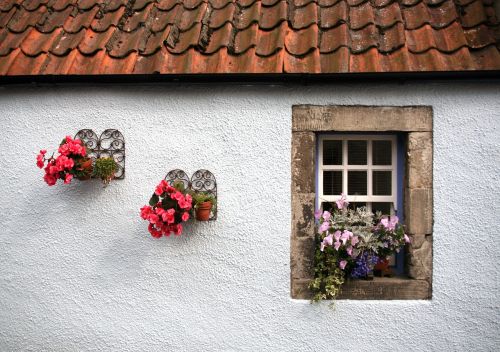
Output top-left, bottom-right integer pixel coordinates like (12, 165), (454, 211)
(0, 0), (499, 75)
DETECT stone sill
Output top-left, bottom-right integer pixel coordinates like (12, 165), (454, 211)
(292, 277), (431, 300)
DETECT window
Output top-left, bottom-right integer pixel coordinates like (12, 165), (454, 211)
(291, 105), (433, 300)
(318, 135), (397, 215)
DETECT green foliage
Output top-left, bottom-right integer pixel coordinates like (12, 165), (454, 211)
(309, 238), (346, 302)
(190, 191), (216, 208)
(93, 157), (117, 185)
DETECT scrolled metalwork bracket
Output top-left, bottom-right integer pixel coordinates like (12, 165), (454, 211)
(164, 169), (217, 220)
(75, 129), (125, 179)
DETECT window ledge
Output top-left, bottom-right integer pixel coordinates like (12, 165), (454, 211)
(292, 277), (431, 300)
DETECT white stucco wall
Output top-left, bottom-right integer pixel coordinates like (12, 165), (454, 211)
(0, 81), (498, 351)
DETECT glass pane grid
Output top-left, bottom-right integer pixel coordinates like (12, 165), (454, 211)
(319, 136), (396, 208)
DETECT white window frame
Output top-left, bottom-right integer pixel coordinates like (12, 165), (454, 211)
(317, 134), (398, 213)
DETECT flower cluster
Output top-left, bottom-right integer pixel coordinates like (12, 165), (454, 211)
(36, 136), (89, 186)
(140, 180), (192, 238)
(310, 193), (410, 302)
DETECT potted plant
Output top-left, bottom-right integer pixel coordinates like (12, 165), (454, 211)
(140, 180), (193, 238)
(191, 191), (216, 221)
(36, 135), (91, 185)
(309, 194), (410, 302)
(92, 157), (117, 186)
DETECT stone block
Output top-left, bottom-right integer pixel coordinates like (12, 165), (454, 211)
(405, 188), (433, 235)
(291, 132), (316, 194)
(292, 105), (433, 132)
(291, 192), (316, 238)
(408, 235), (433, 280)
(407, 132), (433, 189)
(290, 237), (315, 280)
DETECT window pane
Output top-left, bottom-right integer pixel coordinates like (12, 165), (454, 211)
(323, 171), (342, 195)
(348, 140), (367, 165)
(321, 202), (334, 213)
(373, 171), (392, 195)
(323, 140), (342, 165)
(371, 202), (392, 215)
(348, 171), (367, 195)
(373, 140), (392, 165)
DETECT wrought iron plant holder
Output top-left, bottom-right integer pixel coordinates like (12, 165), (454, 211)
(164, 169), (217, 220)
(74, 129), (125, 179)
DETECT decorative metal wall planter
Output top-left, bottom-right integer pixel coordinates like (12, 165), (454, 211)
(164, 169), (218, 221)
(75, 129), (125, 180)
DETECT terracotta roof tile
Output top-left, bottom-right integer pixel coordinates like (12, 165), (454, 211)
(0, 6), (16, 28)
(256, 21), (285, 56)
(90, 6), (126, 32)
(320, 24), (349, 53)
(285, 25), (318, 56)
(63, 5), (99, 33)
(37, 5), (74, 33)
(7, 6), (47, 33)
(235, 1), (259, 30)
(148, 6), (178, 32)
(259, 1), (286, 30)
(319, 1), (347, 29)
(122, 3), (154, 32)
(78, 27), (115, 54)
(209, 3), (235, 29)
(205, 21), (232, 53)
(0, 0), (499, 76)
(104, 0), (126, 12)
(290, 2), (317, 30)
(402, 0), (458, 30)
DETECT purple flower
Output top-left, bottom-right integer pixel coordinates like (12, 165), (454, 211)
(351, 235), (359, 246)
(322, 211), (331, 221)
(339, 260), (347, 270)
(347, 246), (353, 256)
(319, 221), (330, 233)
(380, 215), (399, 231)
(335, 193), (349, 210)
(334, 230), (342, 242)
(314, 209), (322, 220)
(341, 230), (352, 245)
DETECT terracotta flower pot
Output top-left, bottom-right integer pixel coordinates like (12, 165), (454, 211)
(374, 257), (392, 277)
(195, 201), (212, 221)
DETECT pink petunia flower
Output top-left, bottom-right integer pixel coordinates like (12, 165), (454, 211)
(314, 209), (322, 220)
(380, 215), (399, 231)
(404, 234), (411, 243)
(319, 221), (330, 233)
(335, 193), (349, 210)
(334, 241), (341, 251)
(351, 235), (359, 246)
(347, 246), (353, 256)
(322, 211), (331, 221)
(334, 230), (342, 242)
(339, 260), (347, 270)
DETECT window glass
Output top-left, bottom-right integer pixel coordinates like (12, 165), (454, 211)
(348, 171), (367, 195)
(348, 140), (367, 165)
(373, 171), (392, 195)
(323, 171), (342, 195)
(373, 140), (392, 165)
(323, 140), (342, 165)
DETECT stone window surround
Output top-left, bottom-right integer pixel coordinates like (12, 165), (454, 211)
(291, 105), (433, 300)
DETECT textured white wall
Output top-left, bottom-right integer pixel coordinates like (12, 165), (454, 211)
(0, 81), (499, 351)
